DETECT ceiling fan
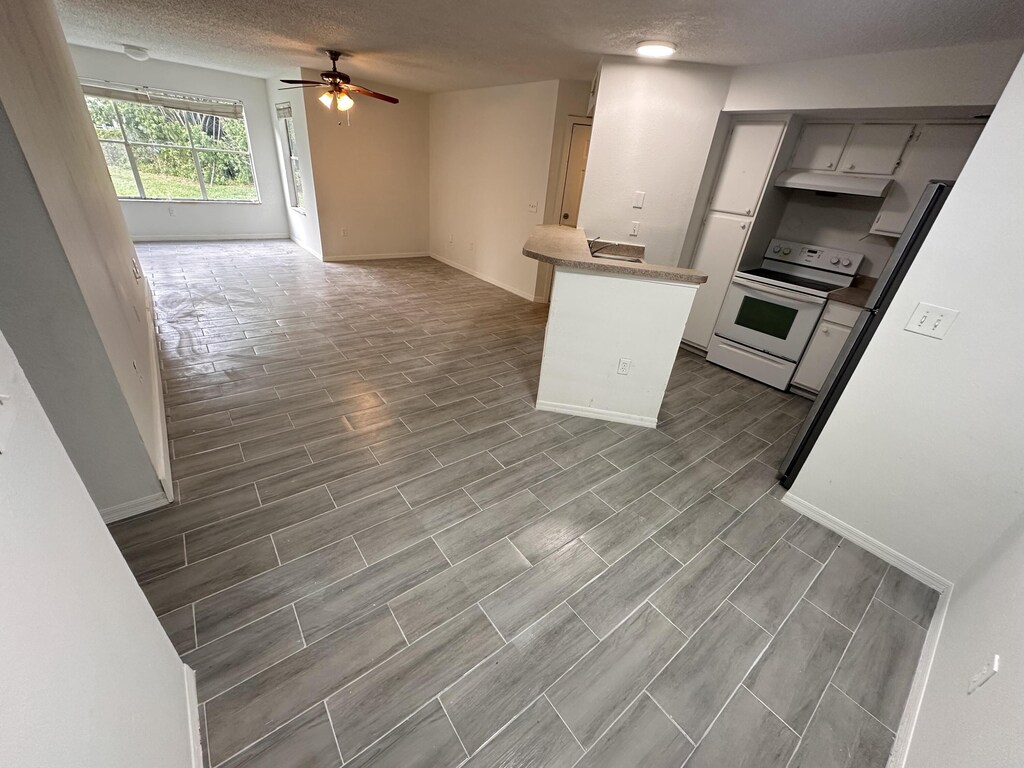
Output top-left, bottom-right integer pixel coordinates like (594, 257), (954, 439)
(280, 50), (399, 111)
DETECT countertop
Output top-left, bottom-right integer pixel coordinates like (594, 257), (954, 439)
(828, 275), (878, 309)
(522, 225), (707, 285)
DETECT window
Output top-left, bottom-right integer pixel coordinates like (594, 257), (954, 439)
(276, 103), (305, 210)
(84, 86), (259, 202)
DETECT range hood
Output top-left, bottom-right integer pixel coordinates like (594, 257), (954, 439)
(775, 170), (893, 197)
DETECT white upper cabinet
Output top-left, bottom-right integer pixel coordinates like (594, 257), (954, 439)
(790, 123), (852, 171)
(682, 212), (752, 349)
(836, 123), (915, 175)
(709, 122), (786, 217)
(871, 123), (984, 237)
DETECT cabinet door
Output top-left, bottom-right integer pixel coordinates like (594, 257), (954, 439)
(682, 212), (750, 349)
(871, 124), (984, 237)
(790, 123), (852, 171)
(837, 124), (915, 175)
(709, 122), (785, 216)
(792, 320), (852, 392)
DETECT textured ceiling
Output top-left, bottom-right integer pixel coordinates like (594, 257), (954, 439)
(54, 0), (1024, 92)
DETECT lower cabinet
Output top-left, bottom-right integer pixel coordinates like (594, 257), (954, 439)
(681, 212), (750, 350)
(791, 302), (860, 393)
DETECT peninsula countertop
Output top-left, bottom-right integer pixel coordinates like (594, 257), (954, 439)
(522, 225), (708, 285)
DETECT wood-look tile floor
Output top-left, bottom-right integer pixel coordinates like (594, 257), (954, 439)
(112, 240), (940, 768)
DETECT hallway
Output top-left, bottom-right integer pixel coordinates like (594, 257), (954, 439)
(111, 240), (938, 767)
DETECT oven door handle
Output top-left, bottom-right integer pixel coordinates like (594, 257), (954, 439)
(732, 276), (826, 306)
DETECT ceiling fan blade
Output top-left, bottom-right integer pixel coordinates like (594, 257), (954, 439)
(278, 85), (324, 91)
(280, 79), (323, 85)
(349, 84), (400, 104)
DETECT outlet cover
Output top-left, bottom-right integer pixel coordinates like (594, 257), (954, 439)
(617, 358), (631, 375)
(905, 302), (959, 339)
(527, 201), (539, 213)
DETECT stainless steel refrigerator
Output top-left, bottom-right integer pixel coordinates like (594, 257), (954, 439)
(780, 180), (954, 487)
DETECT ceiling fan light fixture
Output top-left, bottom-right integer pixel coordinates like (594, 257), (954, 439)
(337, 92), (354, 111)
(319, 90), (335, 108)
(636, 41), (676, 58)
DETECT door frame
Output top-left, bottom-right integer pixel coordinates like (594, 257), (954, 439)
(551, 117), (593, 229)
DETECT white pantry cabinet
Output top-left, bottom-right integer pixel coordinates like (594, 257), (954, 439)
(870, 123), (984, 237)
(837, 123), (915, 175)
(790, 123), (853, 171)
(709, 122), (786, 216)
(682, 212), (752, 349)
(792, 301), (861, 392)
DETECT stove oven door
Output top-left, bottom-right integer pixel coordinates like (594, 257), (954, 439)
(714, 276), (825, 362)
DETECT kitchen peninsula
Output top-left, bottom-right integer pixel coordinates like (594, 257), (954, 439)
(523, 225), (707, 427)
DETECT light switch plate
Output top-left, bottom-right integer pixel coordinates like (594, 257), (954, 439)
(629, 221), (640, 237)
(632, 191), (645, 209)
(905, 302), (959, 339)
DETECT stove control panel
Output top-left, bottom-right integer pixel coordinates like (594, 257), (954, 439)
(765, 239), (864, 276)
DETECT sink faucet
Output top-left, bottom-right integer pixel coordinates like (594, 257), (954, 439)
(587, 236), (615, 256)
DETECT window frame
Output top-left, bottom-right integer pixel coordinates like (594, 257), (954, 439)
(87, 93), (262, 204)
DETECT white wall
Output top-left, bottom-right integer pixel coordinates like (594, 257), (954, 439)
(906, 514), (1024, 767)
(578, 58), (733, 266)
(429, 80), (589, 300)
(266, 71), (323, 257)
(0, 327), (195, 768)
(725, 40), (1024, 113)
(788, 51), (1024, 584)
(70, 45), (290, 241)
(305, 73), (429, 260)
(0, 0), (168, 513)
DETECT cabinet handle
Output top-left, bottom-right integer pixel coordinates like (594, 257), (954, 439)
(847, 164), (855, 170)
(827, 162), (834, 168)
(821, 326), (830, 335)
(740, 223), (748, 230)
(745, 209), (752, 215)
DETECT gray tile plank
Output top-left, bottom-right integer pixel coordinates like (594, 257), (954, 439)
(325, 451), (441, 507)
(433, 489), (549, 564)
(706, 432), (770, 473)
(684, 687), (798, 768)
(427, 376), (503, 407)
(547, 602), (684, 747)
(747, 409), (799, 442)
(789, 686), (895, 768)
(745, 600), (852, 732)
(254, 448), (380, 506)
(344, 396), (436, 431)
(464, 453), (562, 509)
(141, 537), (279, 616)
(403, 397), (487, 432)
(785, 516), (842, 563)
(326, 606), (504, 759)
(295, 538), (450, 644)
(441, 604), (598, 753)
(658, 406), (716, 439)
(719, 493), (798, 563)
(573, 693), (693, 768)
(285, 392), (386, 428)
(174, 414), (293, 460)
(648, 601), (770, 738)
(369, 419), (467, 463)
(460, 696), (582, 768)
(833, 601), (927, 730)
(205, 606), (405, 765)
(876, 567), (940, 629)
(653, 429), (722, 471)
(122, 535), (186, 583)
(529, 454), (620, 510)
(651, 458), (730, 512)
(591, 456), (676, 512)
(506, 408), (571, 436)
(391, 539), (531, 641)
(600, 428), (676, 470)
(568, 539), (681, 638)
(429, 422), (520, 466)
(272, 488), (410, 563)
(544, 426), (624, 469)
(171, 444), (245, 480)
(510, 492), (616, 563)
(714, 459), (780, 511)
(184, 606), (305, 702)
(489, 423), (573, 467)
(303, 418), (411, 463)
(703, 406), (762, 442)
(805, 542), (888, 630)
(178, 447), (311, 502)
(653, 494), (741, 564)
(397, 452), (502, 508)
(582, 493), (680, 564)
(218, 703), (341, 768)
(185, 486), (335, 562)
(731, 540), (821, 634)
(344, 699), (466, 768)
(650, 538), (752, 636)
(354, 490), (479, 565)
(159, 604), (196, 654)
(480, 538), (606, 638)
(194, 536), (364, 644)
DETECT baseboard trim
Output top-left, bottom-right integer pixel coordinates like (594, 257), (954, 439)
(780, 491), (952, 768)
(536, 399), (658, 428)
(100, 490), (169, 524)
(429, 252), (547, 303)
(779, 492), (952, 591)
(324, 252), (430, 262)
(184, 664), (203, 768)
(132, 233), (290, 242)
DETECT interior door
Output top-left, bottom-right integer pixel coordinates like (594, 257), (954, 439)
(559, 123), (592, 227)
